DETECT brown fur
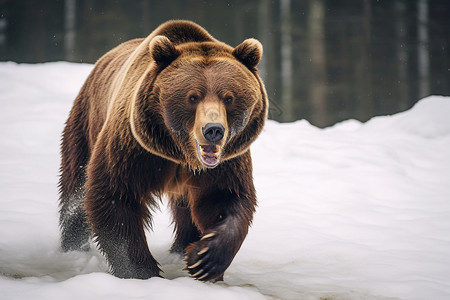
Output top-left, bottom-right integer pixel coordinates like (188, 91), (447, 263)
(58, 20), (268, 282)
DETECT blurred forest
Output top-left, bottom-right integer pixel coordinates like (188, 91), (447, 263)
(1, 0), (449, 127)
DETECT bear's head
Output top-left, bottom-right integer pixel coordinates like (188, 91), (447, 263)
(130, 32), (268, 170)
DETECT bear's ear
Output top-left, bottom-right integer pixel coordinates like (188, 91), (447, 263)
(232, 38), (263, 70)
(149, 35), (180, 68)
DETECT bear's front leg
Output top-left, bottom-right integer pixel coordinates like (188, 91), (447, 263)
(85, 153), (161, 279)
(185, 187), (256, 282)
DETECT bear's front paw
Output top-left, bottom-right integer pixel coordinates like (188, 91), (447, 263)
(184, 231), (234, 282)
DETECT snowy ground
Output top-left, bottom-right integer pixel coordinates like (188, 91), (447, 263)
(0, 62), (449, 300)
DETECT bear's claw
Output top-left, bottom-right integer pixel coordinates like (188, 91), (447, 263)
(191, 269), (204, 277)
(200, 232), (216, 240)
(198, 247), (209, 255)
(185, 230), (229, 282)
(187, 260), (202, 269)
(197, 273), (210, 281)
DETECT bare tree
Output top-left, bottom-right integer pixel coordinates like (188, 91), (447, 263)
(308, 0), (326, 127)
(280, 0), (293, 121)
(417, 0), (430, 98)
(358, 0), (373, 122)
(258, 0), (280, 118)
(395, 0), (409, 110)
(141, 0), (151, 35)
(64, 0), (76, 62)
(258, 0), (269, 85)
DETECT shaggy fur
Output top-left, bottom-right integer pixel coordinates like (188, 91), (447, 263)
(59, 20), (268, 282)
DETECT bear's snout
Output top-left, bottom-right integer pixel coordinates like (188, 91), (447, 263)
(202, 123), (225, 143)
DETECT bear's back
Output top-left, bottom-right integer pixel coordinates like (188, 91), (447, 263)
(151, 20), (215, 45)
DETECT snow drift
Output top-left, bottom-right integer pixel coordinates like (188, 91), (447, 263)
(0, 62), (449, 300)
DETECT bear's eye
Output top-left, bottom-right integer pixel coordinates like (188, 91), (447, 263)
(223, 96), (234, 105)
(188, 94), (199, 104)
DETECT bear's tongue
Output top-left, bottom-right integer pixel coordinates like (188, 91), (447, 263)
(199, 144), (220, 166)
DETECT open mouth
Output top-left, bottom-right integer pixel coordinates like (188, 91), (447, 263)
(196, 142), (221, 167)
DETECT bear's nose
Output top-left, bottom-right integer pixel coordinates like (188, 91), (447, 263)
(202, 123), (225, 143)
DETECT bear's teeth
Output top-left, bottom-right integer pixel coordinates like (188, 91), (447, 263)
(199, 145), (220, 156)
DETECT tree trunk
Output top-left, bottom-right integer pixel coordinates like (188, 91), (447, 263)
(395, 0), (409, 110)
(64, 0), (76, 62)
(308, 0), (326, 127)
(280, 0), (293, 121)
(417, 0), (430, 98)
(258, 0), (279, 119)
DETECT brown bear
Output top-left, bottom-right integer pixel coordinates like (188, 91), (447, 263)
(58, 20), (268, 282)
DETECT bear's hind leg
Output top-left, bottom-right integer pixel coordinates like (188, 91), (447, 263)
(58, 111), (91, 252)
(59, 183), (91, 252)
(169, 195), (201, 255)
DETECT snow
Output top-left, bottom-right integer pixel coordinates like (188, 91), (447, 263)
(0, 62), (449, 300)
